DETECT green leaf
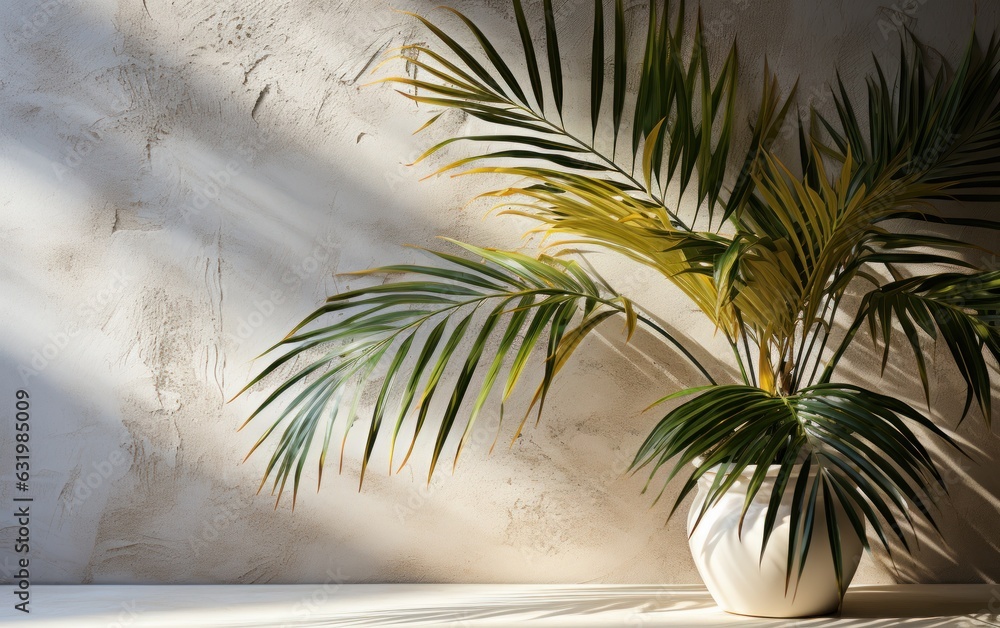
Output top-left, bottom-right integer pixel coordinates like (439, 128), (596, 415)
(241, 242), (706, 501)
(389, 317), (449, 471)
(612, 0), (627, 148)
(590, 0), (605, 139)
(440, 7), (529, 105)
(830, 272), (1000, 424)
(396, 11), (506, 96)
(360, 334), (415, 486)
(543, 0), (563, 119)
(512, 0), (545, 113)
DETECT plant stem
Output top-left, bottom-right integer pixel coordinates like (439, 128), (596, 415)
(803, 289), (845, 389)
(733, 310), (758, 388)
(792, 281), (841, 392)
(721, 328), (751, 387)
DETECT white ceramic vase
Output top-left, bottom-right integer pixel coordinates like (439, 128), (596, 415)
(687, 464), (863, 618)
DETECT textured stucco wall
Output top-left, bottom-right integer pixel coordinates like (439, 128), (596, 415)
(0, 0), (998, 586)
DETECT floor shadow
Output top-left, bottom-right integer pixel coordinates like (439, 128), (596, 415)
(839, 585), (1000, 620)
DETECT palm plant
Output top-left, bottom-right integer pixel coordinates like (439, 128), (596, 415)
(238, 0), (1000, 595)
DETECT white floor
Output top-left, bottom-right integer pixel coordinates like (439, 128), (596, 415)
(2, 584), (998, 627)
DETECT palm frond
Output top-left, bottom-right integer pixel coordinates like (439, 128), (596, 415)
(378, 0), (745, 230)
(824, 271), (1000, 423)
(815, 30), (1000, 210)
(723, 60), (798, 223)
(473, 166), (732, 326)
(238, 241), (715, 504)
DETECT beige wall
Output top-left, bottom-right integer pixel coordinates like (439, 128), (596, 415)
(0, 0), (998, 585)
